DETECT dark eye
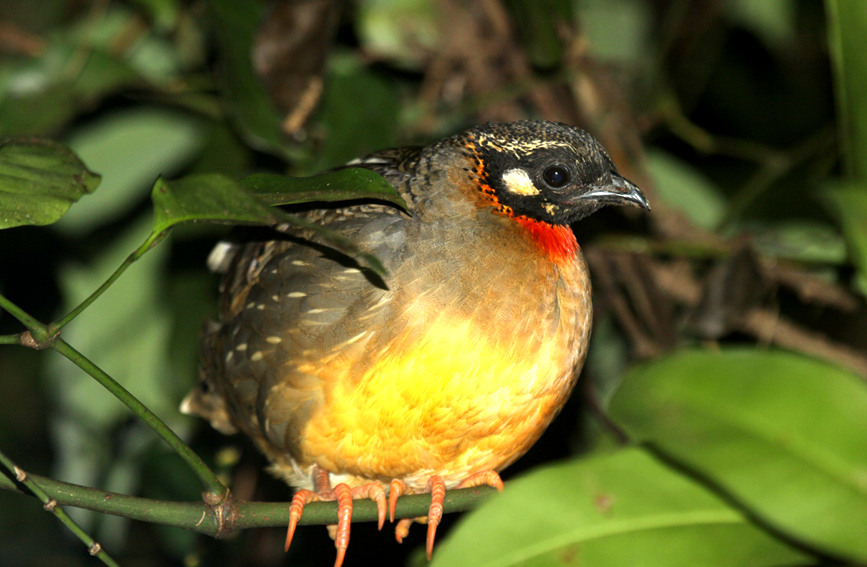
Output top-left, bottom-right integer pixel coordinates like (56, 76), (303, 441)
(543, 165), (570, 188)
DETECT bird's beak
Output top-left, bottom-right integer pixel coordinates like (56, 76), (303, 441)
(577, 174), (650, 211)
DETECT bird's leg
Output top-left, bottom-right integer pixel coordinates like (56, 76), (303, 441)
(284, 466), (387, 567)
(388, 470), (504, 560)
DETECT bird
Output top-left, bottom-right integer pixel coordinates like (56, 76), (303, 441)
(183, 120), (649, 566)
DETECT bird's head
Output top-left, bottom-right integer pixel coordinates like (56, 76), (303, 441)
(458, 121), (649, 226)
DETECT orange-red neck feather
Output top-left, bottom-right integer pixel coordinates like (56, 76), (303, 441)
(514, 217), (578, 263)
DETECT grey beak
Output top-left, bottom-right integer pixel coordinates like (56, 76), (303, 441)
(578, 174), (650, 210)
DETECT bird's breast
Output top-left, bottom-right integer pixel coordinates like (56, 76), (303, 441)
(298, 218), (592, 489)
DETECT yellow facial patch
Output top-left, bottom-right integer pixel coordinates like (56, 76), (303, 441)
(501, 168), (540, 196)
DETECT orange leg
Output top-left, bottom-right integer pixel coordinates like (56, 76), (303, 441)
(284, 467), (386, 567)
(388, 470), (505, 560)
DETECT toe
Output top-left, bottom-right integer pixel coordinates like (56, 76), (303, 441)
(285, 489), (318, 552)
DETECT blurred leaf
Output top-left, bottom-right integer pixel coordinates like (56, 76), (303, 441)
(0, 6), (182, 136)
(822, 180), (867, 294)
(431, 448), (808, 567)
(241, 169), (407, 210)
(130, 0), (181, 32)
(746, 220), (847, 265)
(646, 150), (728, 231)
(578, 0), (651, 65)
(59, 107), (206, 234)
(506, 0), (573, 68)
(308, 52), (400, 171)
(0, 137), (100, 229)
(46, 217), (182, 539)
(609, 348), (867, 562)
(356, 0), (440, 70)
(0, 40), (137, 136)
(826, 0), (867, 179)
(726, 0), (796, 49)
(205, 0), (288, 156)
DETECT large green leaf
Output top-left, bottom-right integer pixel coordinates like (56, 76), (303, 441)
(430, 448), (807, 567)
(609, 348), (867, 562)
(241, 169), (407, 210)
(0, 137), (101, 229)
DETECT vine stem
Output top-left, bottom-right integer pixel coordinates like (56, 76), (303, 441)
(52, 232), (166, 331)
(49, 338), (228, 499)
(0, 450), (120, 567)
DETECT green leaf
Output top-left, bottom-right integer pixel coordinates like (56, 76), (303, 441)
(240, 169), (407, 210)
(431, 448), (807, 567)
(746, 219), (847, 265)
(609, 348), (867, 562)
(726, 0), (796, 49)
(826, 0), (867, 179)
(151, 174), (279, 235)
(823, 180), (867, 294)
(150, 173), (390, 277)
(356, 0), (441, 70)
(577, 0), (651, 65)
(205, 0), (288, 156)
(0, 137), (101, 229)
(646, 150), (728, 231)
(308, 52), (400, 172)
(59, 107), (206, 234)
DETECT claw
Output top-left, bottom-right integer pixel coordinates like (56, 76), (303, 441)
(388, 479), (408, 523)
(285, 489), (319, 552)
(457, 470), (504, 492)
(425, 475), (446, 560)
(355, 482), (387, 530)
(332, 484), (353, 567)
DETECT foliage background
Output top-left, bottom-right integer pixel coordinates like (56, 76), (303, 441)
(1, 0), (865, 566)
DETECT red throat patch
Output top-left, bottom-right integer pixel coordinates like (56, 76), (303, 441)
(514, 217), (578, 263)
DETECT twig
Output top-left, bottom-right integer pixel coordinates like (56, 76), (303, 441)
(0, 451), (119, 567)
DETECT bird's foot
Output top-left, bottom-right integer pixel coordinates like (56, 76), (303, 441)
(284, 474), (386, 567)
(389, 470), (504, 560)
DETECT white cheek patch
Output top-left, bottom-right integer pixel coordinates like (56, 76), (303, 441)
(501, 168), (540, 196)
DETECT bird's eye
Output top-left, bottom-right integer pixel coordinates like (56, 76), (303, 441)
(542, 165), (570, 188)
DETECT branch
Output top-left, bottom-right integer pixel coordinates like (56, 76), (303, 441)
(0, 451), (119, 567)
(49, 338), (228, 499)
(0, 467), (499, 535)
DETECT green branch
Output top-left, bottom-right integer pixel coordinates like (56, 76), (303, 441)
(49, 338), (227, 499)
(0, 467), (499, 534)
(52, 232), (166, 331)
(0, 451), (120, 567)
